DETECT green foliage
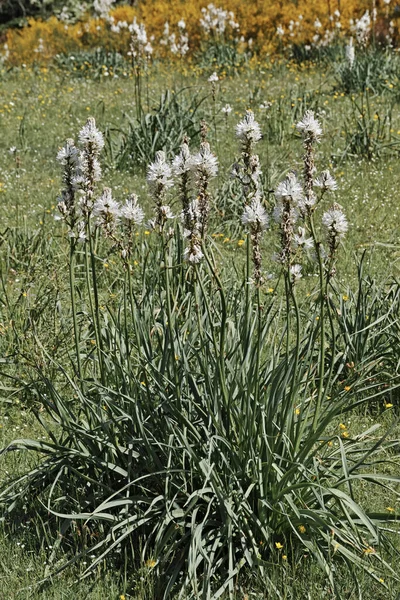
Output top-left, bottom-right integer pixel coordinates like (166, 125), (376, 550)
(1, 231), (400, 597)
(334, 47), (400, 95)
(54, 48), (130, 79)
(341, 91), (400, 159)
(115, 88), (207, 170)
(262, 86), (321, 146)
(196, 40), (249, 73)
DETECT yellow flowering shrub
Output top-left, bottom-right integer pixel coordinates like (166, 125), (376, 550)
(2, 0), (398, 65)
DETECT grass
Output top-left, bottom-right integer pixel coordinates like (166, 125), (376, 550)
(0, 53), (400, 598)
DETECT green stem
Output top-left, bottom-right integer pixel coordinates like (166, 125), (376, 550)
(69, 238), (82, 380)
(309, 214), (327, 432)
(163, 238), (182, 410)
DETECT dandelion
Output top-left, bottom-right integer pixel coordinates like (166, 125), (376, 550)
(298, 525), (306, 534)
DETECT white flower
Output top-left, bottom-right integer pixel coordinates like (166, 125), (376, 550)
(276, 25), (284, 36)
(120, 194), (144, 224)
(290, 264), (303, 282)
(184, 243), (204, 263)
(314, 170), (337, 192)
(75, 221), (87, 242)
(147, 151), (174, 189)
(144, 42), (153, 56)
(178, 19), (186, 29)
(296, 110), (322, 141)
(183, 199), (201, 229)
(57, 139), (79, 165)
(293, 227), (314, 250)
(222, 103), (232, 115)
(93, 188), (120, 221)
(273, 202), (299, 225)
(190, 142), (218, 179)
(78, 117), (104, 153)
(274, 172), (304, 204)
(345, 38), (355, 68)
(322, 206), (348, 236)
(241, 198), (269, 231)
(236, 110), (262, 144)
(172, 143), (191, 175)
(76, 152), (102, 183)
(208, 72), (219, 83)
(159, 205), (174, 220)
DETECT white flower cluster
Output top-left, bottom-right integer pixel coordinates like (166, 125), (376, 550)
(109, 18), (129, 35)
(160, 21), (189, 57)
(242, 198), (269, 231)
(57, 118), (145, 250)
(200, 3), (239, 36)
(93, 187), (120, 233)
(322, 206), (348, 237)
(147, 150), (174, 191)
(314, 170), (337, 192)
(190, 142), (219, 180)
(172, 142), (192, 176)
(93, 0), (115, 19)
(147, 151), (175, 230)
(129, 18), (153, 60)
(236, 110), (262, 145)
(78, 117), (105, 154)
(221, 104), (232, 115)
(296, 110), (322, 142)
(345, 37), (355, 68)
(208, 72), (219, 83)
(350, 10), (371, 46)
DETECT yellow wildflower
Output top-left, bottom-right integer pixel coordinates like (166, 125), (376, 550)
(145, 558), (157, 568)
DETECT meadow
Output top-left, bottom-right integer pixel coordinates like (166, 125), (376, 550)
(1, 3), (400, 599)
